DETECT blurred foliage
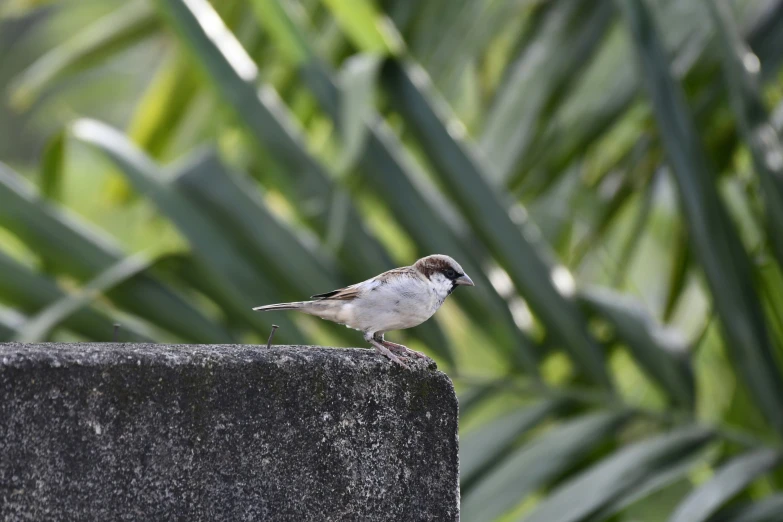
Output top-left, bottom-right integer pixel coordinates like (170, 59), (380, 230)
(2, 0), (783, 520)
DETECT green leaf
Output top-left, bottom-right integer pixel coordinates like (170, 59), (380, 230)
(38, 129), (67, 275)
(617, 0), (783, 435)
(520, 425), (714, 522)
(10, 1), (160, 109)
(171, 148), (343, 298)
(518, 0), (783, 197)
(663, 219), (690, 322)
(611, 172), (657, 286)
(758, 259), (783, 349)
(422, 0), (526, 100)
(336, 53), (383, 175)
(320, 0), (403, 55)
(707, 0), (783, 271)
(460, 399), (564, 487)
(571, 148), (657, 267)
(128, 49), (200, 159)
(746, 1), (783, 82)
(71, 119), (307, 344)
(0, 249), (151, 342)
(712, 494), (783, 522)
(381, 59), (610, 387)
(480, 0), (615, 183)
(669, 448), (783, 522)
(516, 89), (638, 196)
(579, 286), (695, 408)
(401, 0), (463, 61)
(249, 0), (314, 65)
(0, 162), (231, 343)
(14, 254), (157, 342)
(462, 411), (630, 522)
(595, 438), (709, 519)
(379, 0), (419, 34)
(40, 130), (66, 202)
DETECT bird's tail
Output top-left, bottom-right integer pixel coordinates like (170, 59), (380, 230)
(252, 301), (313, 312)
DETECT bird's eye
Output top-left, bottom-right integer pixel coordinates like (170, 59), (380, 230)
(444, 268), (456, 278)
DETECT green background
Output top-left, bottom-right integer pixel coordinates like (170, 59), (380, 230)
(2, 0), (783, 520)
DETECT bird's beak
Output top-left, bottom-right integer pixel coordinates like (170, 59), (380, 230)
(455, 274), (475, 286)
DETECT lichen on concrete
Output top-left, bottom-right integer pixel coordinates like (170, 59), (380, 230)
(0, 343), (459, 521)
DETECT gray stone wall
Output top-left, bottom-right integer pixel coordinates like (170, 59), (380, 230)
(0, 343), (459, 521)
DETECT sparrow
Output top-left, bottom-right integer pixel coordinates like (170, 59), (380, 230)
(252, 255), (474, 367)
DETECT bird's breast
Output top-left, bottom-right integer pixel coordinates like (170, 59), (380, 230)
(348, 278), (442, 333)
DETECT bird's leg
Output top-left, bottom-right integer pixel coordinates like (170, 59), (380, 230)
(374, 333), (430, 360)
(365, 333), (408, 368)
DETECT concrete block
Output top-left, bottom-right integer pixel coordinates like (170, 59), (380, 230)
(0, 343), (459, 521)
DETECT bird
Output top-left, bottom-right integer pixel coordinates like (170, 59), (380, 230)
(252, 255), (474, 368)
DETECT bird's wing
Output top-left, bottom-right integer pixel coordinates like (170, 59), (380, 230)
(310, 266), (415, 300)
(310, 284), (361, 301)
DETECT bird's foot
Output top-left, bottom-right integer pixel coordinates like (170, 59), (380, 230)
(368, 339), (409, 368)
(381, 340), (407, 354)
(382, 340), (431, 361)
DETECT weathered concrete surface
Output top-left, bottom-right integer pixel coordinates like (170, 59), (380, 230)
(0, 343), (459, 521)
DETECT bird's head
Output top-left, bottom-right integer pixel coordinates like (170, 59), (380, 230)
(414, 255), (475, 294)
